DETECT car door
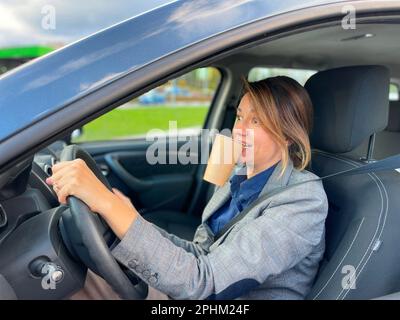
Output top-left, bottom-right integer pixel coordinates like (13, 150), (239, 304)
(72, 67), (222, 215)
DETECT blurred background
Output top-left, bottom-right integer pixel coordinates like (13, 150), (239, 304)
(0, 0), (172, 74)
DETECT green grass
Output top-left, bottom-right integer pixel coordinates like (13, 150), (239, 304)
(73, 105), (209, 142)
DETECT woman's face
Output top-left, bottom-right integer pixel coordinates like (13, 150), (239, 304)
(233, 93), (282, 176)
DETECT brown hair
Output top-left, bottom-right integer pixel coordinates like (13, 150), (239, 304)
(242, 75), (313, 177)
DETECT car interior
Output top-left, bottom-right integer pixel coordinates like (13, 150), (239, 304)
(1, 19), (400, 300)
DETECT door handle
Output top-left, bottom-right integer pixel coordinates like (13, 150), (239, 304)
(104, 153), (153, 192)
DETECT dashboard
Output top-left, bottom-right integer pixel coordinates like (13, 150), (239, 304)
(0, 141), (66, 243)
(0, 141), (87, 299)
(30, 140), (68, 207)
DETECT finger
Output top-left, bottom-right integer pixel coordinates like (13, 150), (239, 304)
(54, 173), (79, 193)
(56, 158), (90, 179)
(46, 166), (71, 185)
(46, 163), (78, 185)
(57, 184), (73, 205)
(51, 160), (75, 173)
(46, 177), (54, 185)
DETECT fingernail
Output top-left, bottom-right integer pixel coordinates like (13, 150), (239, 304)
(46, 177), (52, 184)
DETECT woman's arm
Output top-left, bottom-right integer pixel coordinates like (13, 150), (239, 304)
(47, 159), (208, 256)
(101, 187), (209, 257)
(150, 224), (209, 257)
(111, 182), (328, 299)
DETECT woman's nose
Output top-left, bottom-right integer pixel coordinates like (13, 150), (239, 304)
(235, 124), (251, 137)
(233, 126), (247, 141)
(234, 120), (246, 131)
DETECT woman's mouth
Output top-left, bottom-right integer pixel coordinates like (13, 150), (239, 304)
(234, 135), (253, 156)
(236, 137), (252, 149)
(241, 142), (252, 149)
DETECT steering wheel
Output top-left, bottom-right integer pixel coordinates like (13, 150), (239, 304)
(58, 145), (148, 299)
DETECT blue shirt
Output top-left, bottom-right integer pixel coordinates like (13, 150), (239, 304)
(208, 161), (279, 235)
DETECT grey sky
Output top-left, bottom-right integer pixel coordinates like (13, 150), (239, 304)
(0, 0), (174, 47)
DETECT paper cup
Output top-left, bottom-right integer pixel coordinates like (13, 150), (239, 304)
(203, 134), (241, 186)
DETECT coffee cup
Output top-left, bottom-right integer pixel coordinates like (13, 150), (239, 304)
(203, 133), (241, 186)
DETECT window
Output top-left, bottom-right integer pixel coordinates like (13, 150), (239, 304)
(72, 67), (221, 142)
(248, 67), (316, 85)
(249, 68), (400, 103)
(389, 83), (399, 101)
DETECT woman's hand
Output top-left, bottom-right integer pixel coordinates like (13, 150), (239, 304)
(46, 159), (114, 214)
(46, 159), (138, 238)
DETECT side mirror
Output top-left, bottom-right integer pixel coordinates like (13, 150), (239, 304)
(70, 128), (83, 141)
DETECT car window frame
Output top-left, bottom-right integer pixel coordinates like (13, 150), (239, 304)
(72, 66), (224, 144)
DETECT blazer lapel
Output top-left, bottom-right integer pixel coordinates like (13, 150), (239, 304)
(208, 158), (295, 247)
(201, 158), (294, 227)
(201, 183), (231, 223)
(258, 158), (294, 197)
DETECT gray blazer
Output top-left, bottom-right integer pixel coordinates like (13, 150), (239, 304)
(112, 158), (329, 300)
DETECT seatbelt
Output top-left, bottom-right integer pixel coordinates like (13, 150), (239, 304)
(214, 153), (400, 241)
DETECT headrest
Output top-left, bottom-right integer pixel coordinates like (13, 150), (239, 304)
(387, 100), (400, 132)
(305, 65), (390, 153)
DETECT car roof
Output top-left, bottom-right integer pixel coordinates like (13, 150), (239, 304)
(0, 0), (346, 142)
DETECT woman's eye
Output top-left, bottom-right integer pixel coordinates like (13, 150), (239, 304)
(252, 118), (259, 125)
(236, 115), (243, 121)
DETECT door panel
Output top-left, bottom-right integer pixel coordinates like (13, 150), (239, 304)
(80, 136), (201, 214)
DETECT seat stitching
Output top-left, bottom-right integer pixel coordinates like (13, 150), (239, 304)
(310, 151), (384, 299)
(311, 153), (371, 299)
(315, 152), (385, 300)
(341, 176), (388, 299)
(312, 217), (365, 299)
(339, 160), (389, 299)
(336, 171), (384, 299)
(323, 154), (388, 300)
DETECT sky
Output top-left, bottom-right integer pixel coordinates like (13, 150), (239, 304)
(0, 0), (174, 48)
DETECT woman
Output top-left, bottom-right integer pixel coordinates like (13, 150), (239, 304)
(47, 76), (328, 300)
